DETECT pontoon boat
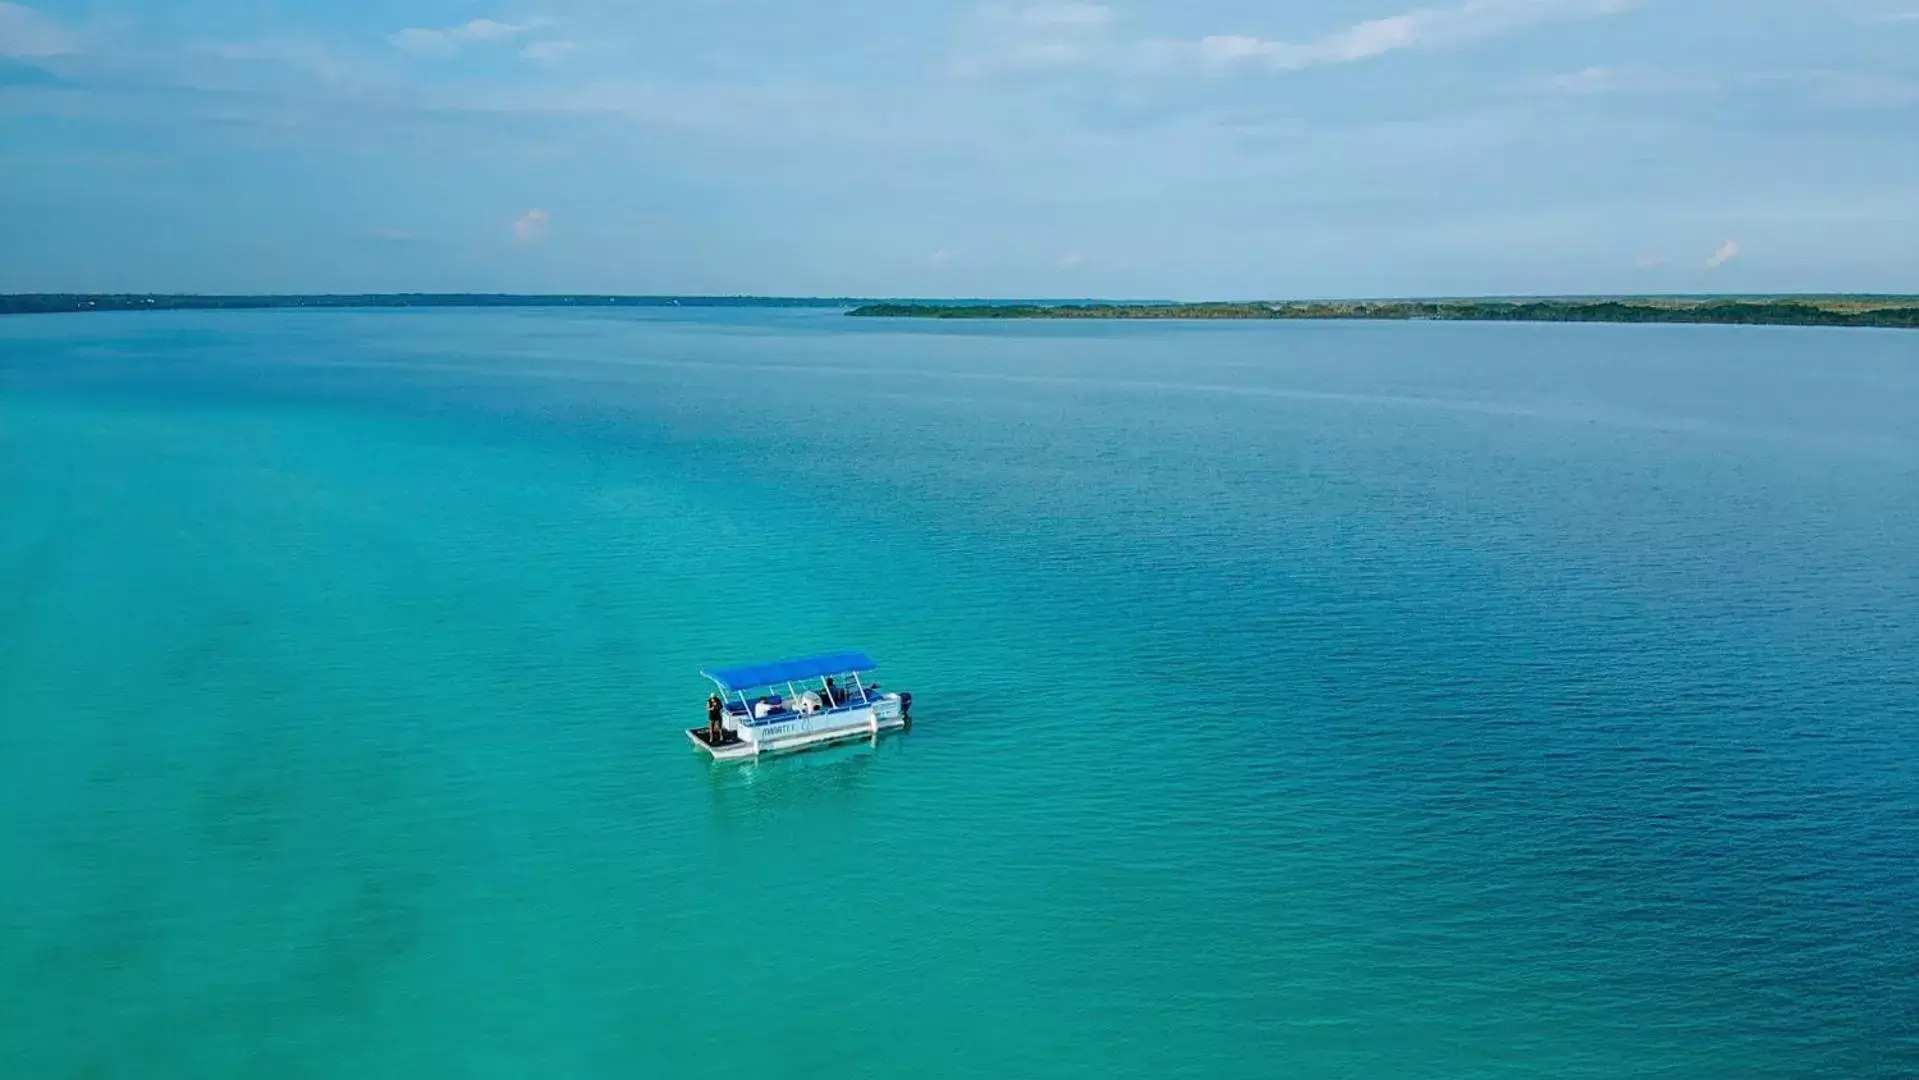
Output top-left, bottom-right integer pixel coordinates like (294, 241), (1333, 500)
(689, 650), (912, 760)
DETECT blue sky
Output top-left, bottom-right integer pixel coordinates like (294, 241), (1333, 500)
(2, 1), (1916, 298)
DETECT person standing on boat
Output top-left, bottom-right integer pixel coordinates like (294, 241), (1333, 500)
(706, 693), (725, 745)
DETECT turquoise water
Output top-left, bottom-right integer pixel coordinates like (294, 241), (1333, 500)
(2, 309), (1916, 1078)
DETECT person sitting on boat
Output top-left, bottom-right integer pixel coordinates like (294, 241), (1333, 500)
(706, 694), (725, 745)
(823, 677), (844, 707)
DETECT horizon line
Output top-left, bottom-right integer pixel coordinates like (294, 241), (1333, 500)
(7, 291), (1918, 305)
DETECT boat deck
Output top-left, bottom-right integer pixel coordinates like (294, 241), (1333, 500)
(687, 728), (762, 761)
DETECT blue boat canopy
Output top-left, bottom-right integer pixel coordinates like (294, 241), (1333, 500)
(702, 651), (877, 694)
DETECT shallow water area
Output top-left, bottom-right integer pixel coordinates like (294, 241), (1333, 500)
(2, 309), (1916, 1078)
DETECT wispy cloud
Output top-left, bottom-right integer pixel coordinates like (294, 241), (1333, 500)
(1865, 11), (1919, 23)
(949, 3), (1114, 75)
(393, 18), (541, 57)
(0, 1), (78, 57)
(929, 248), (954, 268)
(1705, 240), (1740, 269)
(1538, 65), (1915, 109)
(182, 36), (394, 92)
(513, 208), (550, 243)
(522, 40), (577, 64)
(1188, 0), (1637, 73)
(1633, 253), (1670, 269)
(1017, 3), (1113, 27)
(1544, 65), (1619, 93)
(1539, 65), (1716, 95)
(954, 0), (1635, 78)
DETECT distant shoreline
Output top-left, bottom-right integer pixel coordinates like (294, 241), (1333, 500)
(0, 294), (856, 316)
(847, 297), (1919, 330)
(4, 293), (1916, 330)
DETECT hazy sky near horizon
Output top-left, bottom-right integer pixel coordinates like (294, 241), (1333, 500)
(2, 1), (1916, 298)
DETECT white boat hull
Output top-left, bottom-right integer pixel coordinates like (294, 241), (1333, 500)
(690, 694), (908, 760)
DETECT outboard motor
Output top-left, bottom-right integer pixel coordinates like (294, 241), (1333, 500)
(898, 692), (913, 719)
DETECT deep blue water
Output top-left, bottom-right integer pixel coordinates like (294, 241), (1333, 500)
(2, 309), (1916, 1078)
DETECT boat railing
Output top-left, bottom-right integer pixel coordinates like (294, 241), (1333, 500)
(722, 672), (881, 727)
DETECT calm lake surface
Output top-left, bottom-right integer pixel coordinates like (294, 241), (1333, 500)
(2, 309), (1916, 1078)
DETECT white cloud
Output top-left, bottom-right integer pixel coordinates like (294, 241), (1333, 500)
(1866, 11), (1919, 22)
(1536, 66), (1912, 108)
(1198, 35), (1271, 66)
(0, 1), (78, 57)
(1010, 41), (1081, 67)
(1544, 65), (1621, 94)
(1704, 240), (1739, 269)
(186, 37), (386, 91)
(1633, 253), (1669, 269)
(1018, 3), (1113, 26)
(1189, 0), (1638, 73)
(1061, 251), (1087, 267)
(393, 18), (539, 57)
(950, 3), (1115, 75)
(522, 40), (577, 64)
(1538, 65), (1718, 96)
(460, 19), (526, 42)
(956, 0), (1634, 79)
(513, 208), (550, 243)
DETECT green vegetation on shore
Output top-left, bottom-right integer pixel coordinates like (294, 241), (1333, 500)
(848, 296), (1919, 330)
